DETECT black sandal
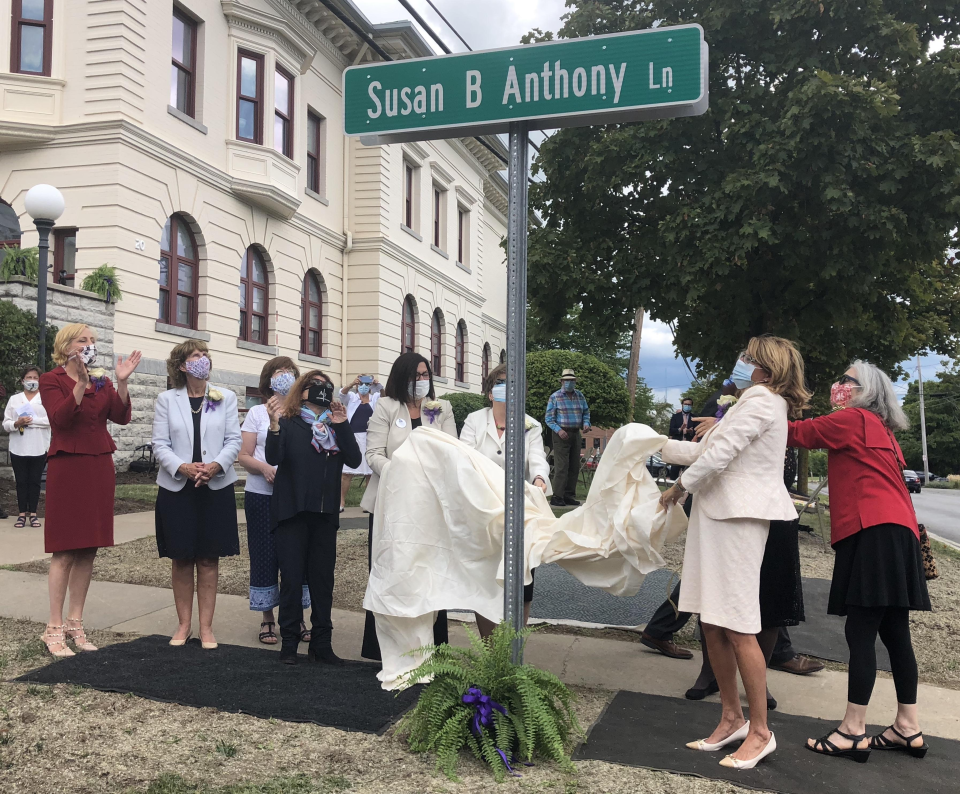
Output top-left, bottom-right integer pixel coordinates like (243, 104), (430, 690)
(300, 622), (312, 643)
(870, 726), (928, 758)
(807, 729), (871, 763)
(258, 621), (278, 645)
(14, 515), (26, 528)
(29, 516), (41, 528)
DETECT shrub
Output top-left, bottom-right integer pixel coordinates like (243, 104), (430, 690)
(526, 350), (630, 429)
(438, 392), (488, 434)
(80, 264), (122, 302)
(0, 246), (39, 283)
(0, 300), (57, 412)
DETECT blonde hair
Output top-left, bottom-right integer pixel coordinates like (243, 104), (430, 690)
(52, 323), (96, 365)
(745, 335), (811, 418)
(166, 340), (211, 390)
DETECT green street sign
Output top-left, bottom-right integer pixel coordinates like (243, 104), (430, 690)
(343, 24), (707, 143)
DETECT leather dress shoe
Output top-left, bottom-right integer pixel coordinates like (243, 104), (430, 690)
(770, 655), (825, 675)
(279, 647), (298, 665)
(685, 679), (720, 700)
(550, 497), (566, 507)
(563, 497), (581, 506)
(640, 632), (694, 660)
(308, 646), (344, 665)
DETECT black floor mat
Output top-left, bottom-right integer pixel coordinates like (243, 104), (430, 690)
(575, 691), (955, 794)
(16, 635), (418, 734)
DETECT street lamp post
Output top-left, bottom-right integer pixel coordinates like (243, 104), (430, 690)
(24, 185), (65, 368)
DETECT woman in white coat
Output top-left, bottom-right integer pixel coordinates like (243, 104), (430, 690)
(360, 352), (457, 660)
(459, 361), (549, 636)
(2, 365), (50, 528)
(659, 335), (809, 770)
(152, 341), (242, 649)
(338, 373), (381, 512)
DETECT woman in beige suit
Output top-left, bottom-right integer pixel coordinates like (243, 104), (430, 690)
(659, 336), (809, 770)
(360, 352), (456, 660)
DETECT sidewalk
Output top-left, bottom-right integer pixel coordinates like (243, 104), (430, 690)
(2, 568), (958, 741)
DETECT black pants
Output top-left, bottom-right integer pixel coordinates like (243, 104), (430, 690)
(845, 605), (918, 706)
(10, 453), (45, 513)
(274, 511), (337, 651)
(362, 513), (447, 660)
(551, 429), (581, 500)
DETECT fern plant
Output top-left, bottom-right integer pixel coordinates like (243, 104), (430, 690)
(81, 264), (122, 303)
(397, 622), (582, 782)
(0, 245), (39, 283)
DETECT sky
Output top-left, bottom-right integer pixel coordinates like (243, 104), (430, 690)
(351, 0), (955, 405)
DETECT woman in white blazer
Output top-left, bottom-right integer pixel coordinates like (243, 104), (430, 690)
(152, 341), (242, 649)
(459, 361), (549, 636)
(360, 352), (456, 660)
(2, 364), (51, 527)
(659, 335), (809, 770)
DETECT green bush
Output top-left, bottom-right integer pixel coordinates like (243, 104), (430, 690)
(438, 392), (488, 434)
(0, 246), (39, 283)
(80, 264), (122, 302)
(526, 350), (630, 429)
(808, 450), (828, 478)
(0, 301), (56, 413)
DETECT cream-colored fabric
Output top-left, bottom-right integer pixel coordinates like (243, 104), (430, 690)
(360, 396), (457, 513)
(459, 408), (552, 495)
(363, 422), (687, 689)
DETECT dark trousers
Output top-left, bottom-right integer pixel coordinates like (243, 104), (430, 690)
(274, 511), (337, 651)
(551, 429), (581, 500)
(10, 453), (45, 513)
(845, 605), (918, 705)
(362, 513), (447, 660)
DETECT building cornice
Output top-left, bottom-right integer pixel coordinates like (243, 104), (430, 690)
(264, 0), (350, 70)
(221, 0), (318, 74)
(481, 313), (507, 333)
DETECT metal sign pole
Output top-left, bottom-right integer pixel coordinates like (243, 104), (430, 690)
(503, 121), (529, 663)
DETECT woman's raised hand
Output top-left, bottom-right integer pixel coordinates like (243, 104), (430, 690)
(115, 351), (142, 382)
(328, 401), (347, 424)
(266, 396), (283, 426)
(693, 417), (716, 440)
(71, 354), (90, 387)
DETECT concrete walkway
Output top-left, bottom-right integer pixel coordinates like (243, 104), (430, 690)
(2, 568), (959, 741)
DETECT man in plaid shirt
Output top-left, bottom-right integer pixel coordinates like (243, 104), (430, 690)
(544, 369), (591, 507)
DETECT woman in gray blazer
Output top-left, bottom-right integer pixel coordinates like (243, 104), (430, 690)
(152, 341), (242, 649)
(360, 352), (456, 660)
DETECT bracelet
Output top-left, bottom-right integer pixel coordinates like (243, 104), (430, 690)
(675, 477), (687, 494)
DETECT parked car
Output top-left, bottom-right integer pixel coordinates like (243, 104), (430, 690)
(917, 472), (943, 484)
(646, 453), (668, 480)
(903, 470), (922, 494)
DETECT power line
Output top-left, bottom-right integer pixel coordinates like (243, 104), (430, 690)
(424, 0), (472, 50)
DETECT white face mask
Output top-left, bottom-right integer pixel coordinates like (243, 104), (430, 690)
(408, 380), (431, 400)
(23, 380), (39, 392)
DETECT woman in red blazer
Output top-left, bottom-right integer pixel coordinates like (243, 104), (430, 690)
(38, 323), (141, 658)
(788, 360), (930, 762)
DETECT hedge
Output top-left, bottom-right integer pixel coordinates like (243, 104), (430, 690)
(0, 300), (57, 413)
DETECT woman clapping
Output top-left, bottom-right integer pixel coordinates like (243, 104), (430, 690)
(265, 371), (361, 665)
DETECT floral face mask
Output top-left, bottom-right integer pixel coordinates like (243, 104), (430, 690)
(184, 355), (211, 380)
(830, 381), (855, 408)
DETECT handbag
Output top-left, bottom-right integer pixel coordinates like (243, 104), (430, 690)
(917, 524), (939, 581)
(128, 443), (156, 474)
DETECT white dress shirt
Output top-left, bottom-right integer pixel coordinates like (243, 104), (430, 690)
(2, 391), (51, 457)
(459, 407), (552, 494)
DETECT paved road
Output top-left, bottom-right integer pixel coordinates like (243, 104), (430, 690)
(910, 488), (960, 547)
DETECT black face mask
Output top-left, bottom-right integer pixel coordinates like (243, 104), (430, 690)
(306, 381), (333, 408)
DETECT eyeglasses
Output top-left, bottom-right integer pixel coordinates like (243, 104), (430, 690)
(838, 374), (861, 387)
(413, 371), (431, 381)
(740, 352), (758, 365)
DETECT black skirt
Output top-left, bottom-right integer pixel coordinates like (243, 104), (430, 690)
(156, 483), (240, 560)
(759, 518), (805, 628)
(828, 523), (931, 616)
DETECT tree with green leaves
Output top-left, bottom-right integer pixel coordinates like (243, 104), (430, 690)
(527, 0), (960, 398)
(897, 364), (960, 475)
(527, 305), (632, 374)
(0, 300), (56, 412)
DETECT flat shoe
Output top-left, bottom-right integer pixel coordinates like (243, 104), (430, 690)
(685, 679), (720, 700)
(169, 633), (192, 647)
(687, 721), (750, 752)
(870, 725), (928, 758)
(807, 728), (871, 763)
(720, 733), (776, 769)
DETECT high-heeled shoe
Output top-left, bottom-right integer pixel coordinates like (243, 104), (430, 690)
(64, 619), (98, 652)
(169, 632), (192, 647)
(686, 720), (750, 751)
(719, 732), (776, 769)
(41, 625), (76, 658)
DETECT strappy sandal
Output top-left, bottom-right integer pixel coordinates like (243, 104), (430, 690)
(14, 515), (26, 528)
(64, 618), (98, 652)
(41, 625), (75, 658)
(870, 725), (928, 758)
(29, 515), (41, 528)
(806, 729), (871, 763)
(300, 622), (311, 643)
(258, 621), (278, 645)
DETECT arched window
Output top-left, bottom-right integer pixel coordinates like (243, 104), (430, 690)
(401, 295), (416, 353)
(301, 270), (323, 356)
(0, 200), (21, 247)
(455, 321), (466, 382)
(482, 343), (491, 381)
(431, 309), (443, 376)
(158, 214), (199, 328)
(499, 349), (506, 364)
(240, 246), (268, 343)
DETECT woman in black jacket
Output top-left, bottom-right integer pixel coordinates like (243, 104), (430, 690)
(265, 370), (360, 665)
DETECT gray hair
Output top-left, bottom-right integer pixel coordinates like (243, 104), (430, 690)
(847, 360), (908, 431)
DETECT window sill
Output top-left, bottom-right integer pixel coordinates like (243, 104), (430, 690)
(305, 188), (329, 206)
(237, 339), (279, 356)
(167, 105), (207, 134)
(455, 381), (470, 389)
(433, 376), (449, 385)
(298, 352), (332, 367)
(156, 322), (211, 342)
(455, 261), (471, 274)
(400, 224), (422, 242)
(430, 244), (449, 260)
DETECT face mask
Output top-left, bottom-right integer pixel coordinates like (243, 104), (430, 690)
(830, 382), (855, 408)
(79, 344), (97, 366)
(306, 381), (334, 409)
(358, 384), (371, 396)
(184, 355), (211, 380)
(270, 372), (295, 396)
(491, 383), (507, 403)
(23, 380), (39, 392)
(562, 381), (575, 393)
(731, 359), (755, 390)
(682, 404), (692, 413)
(409, 380), (431, 400)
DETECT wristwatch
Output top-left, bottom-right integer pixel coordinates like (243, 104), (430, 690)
(675, 477), (687, 494)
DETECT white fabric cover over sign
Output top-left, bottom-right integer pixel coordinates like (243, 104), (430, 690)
(363, 423), (687, 689)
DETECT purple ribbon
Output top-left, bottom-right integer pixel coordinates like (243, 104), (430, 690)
(422, 405), (442, 424)
(204, 399), (217, 413)
(462, 687), (531, 777)
(92, 376), (106, 393)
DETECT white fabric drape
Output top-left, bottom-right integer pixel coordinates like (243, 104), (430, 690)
(363, 422), (687, 690)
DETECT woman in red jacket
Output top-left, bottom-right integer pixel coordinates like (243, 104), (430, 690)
(38, 323), (141, 657)
(789, 360), (930, 762)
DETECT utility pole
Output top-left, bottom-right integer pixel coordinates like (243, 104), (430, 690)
(918, 356), (930, 482)
(626, 307), (643, 420)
